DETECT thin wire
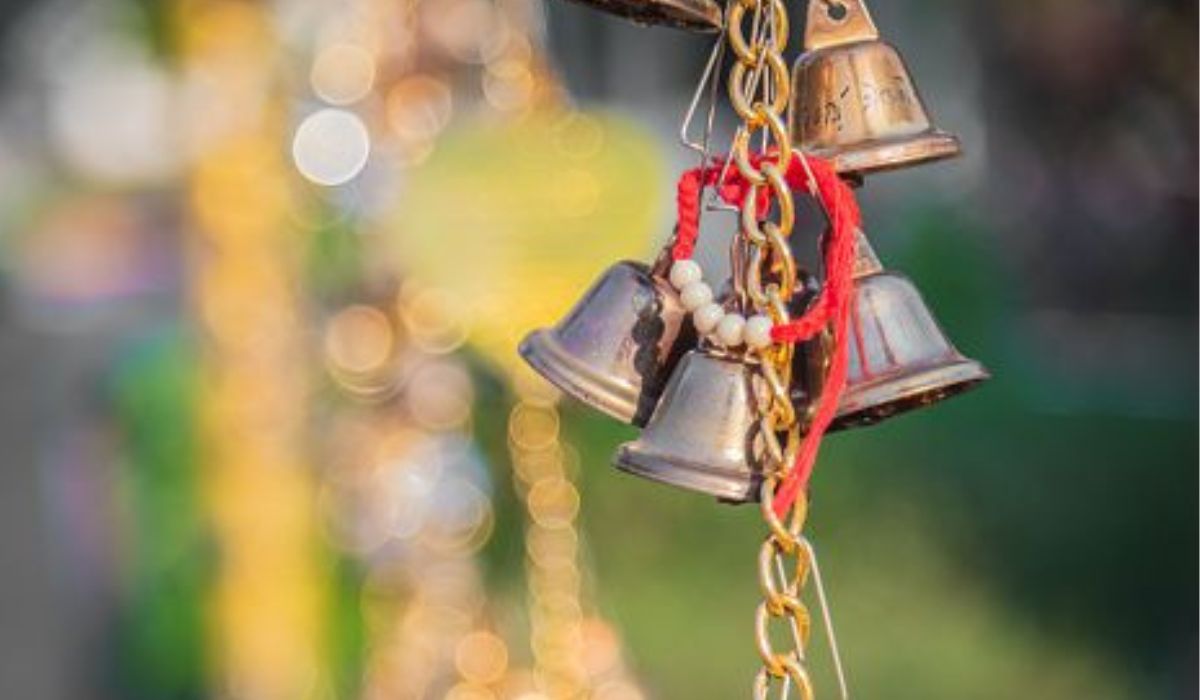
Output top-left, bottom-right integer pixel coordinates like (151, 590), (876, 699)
(679, 38), (724, 160)
(803, 538), (850, 700)
(679, 37), (726, 232)
(773, 551), (804, 700)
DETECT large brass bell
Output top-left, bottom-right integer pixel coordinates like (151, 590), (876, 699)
(833, 232), (989, 429)
(558, 0), (722, 32)
(519, 258), (695, 426)
(613, 349), (763, 503)
(790, 0), (961, 175)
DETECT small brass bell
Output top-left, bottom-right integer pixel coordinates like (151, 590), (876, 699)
(519, 259), (695, 426)
(559, 0), (722, 32)
(833, 232), (989, 429)
(790, 0), (961, 175)
(613, 349), (763, 503)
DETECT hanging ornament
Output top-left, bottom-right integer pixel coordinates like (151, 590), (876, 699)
(832, 231), (990, 429)
(516, 0), (990, 696)
(790, 0), (962, 176)
(614, 348), (763, 501)
(519, 253), (695, 426)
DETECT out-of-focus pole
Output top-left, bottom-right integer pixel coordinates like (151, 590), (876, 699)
(178, 1), (326, 697)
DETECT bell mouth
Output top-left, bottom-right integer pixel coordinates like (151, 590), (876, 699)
(563, 0), (723, 31)
(519, 328), (649, 425)
(831, 355), (989, 430)
(813, 130), (962, 176)
(613, 443), (761, 504)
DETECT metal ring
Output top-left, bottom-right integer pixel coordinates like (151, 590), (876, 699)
(728, 63), (765, 126)
(755, 602), (810, 670)
(761, 477), (808, 543)
(740, 183), (768, 245)
(763, 225), (797, 300)
(758, 537), (811, 604)
(754, 660), (815, 700)
(762, 161), (795, 235)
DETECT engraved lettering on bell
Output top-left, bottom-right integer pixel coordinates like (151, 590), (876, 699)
(790, 0), (962, 175)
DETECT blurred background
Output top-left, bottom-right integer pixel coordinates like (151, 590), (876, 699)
(0, 0), (1194, 698)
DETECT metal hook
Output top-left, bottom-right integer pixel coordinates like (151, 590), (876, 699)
(680, 37), (725, 160)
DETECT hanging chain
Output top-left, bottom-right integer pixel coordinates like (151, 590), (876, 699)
(722, 0), (816, 698)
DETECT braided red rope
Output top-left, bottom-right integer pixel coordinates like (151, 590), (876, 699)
(671, 153), (861, 518)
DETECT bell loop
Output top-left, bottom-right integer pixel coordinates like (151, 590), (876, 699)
(804, 0), (880, 52)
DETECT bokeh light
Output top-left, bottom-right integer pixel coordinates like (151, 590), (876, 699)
(311, 42), (377, 105)
(292, 108), (371, 185)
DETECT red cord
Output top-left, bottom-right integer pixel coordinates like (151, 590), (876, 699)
(670, 153), (861, 518)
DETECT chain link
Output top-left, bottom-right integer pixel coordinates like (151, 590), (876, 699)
(724, 0), (816, 697)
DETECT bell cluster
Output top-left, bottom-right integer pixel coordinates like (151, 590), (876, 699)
(522, 0), (990, 505)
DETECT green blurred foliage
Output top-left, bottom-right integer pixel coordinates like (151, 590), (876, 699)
(109, 328), (208, 700)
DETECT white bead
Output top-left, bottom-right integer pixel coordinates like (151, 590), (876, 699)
(745, 315), (774, 349)
(679, 281), (713, 311)
(716, 313), (746, 348)
(693, 303), (725, 334)
(669, 259), (702, 290)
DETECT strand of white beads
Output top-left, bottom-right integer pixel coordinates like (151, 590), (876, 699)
(669, 259), (773, 350)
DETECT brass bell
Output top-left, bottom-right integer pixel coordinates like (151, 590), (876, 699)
(559, 0), (722, 32)
(833, 232), (989, 429)
(519, 259), (695, 426)
(790, 0), (961, 176)
(613, 349), (763, 503)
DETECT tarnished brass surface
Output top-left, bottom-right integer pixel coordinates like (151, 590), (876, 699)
(519, 261), (694, 426)
(833, 233), (989, 429)
(804, 0), (879, 51)
(791, 0), (961, 175)
(614, 350), (763, 503)
(559, 0), (722, 32)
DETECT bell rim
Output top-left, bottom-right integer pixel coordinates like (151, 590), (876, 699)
(562, 0), (723, 32)
(811, 130), (962, 176)
(518, 328), (642, 424)
(613, 442), (759, 503)
(834, 355), (989, 429)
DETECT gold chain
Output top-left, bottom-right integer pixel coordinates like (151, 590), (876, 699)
(725, 1), (816, 698)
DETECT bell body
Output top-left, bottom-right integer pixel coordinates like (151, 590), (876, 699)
(614, 350), (763, 503)
(559, 0), (722, 32)
(790, 0), (960, 175)
(519, 261), (694, 426)
(834, 236), (989, 429)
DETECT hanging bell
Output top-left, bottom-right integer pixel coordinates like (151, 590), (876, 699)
(790, 0), (961, 176)
(519, 258), (695, 426)
(613, 349), (764, 503)
(559, 0), (723, 32)
(833, 232), (989, 429)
